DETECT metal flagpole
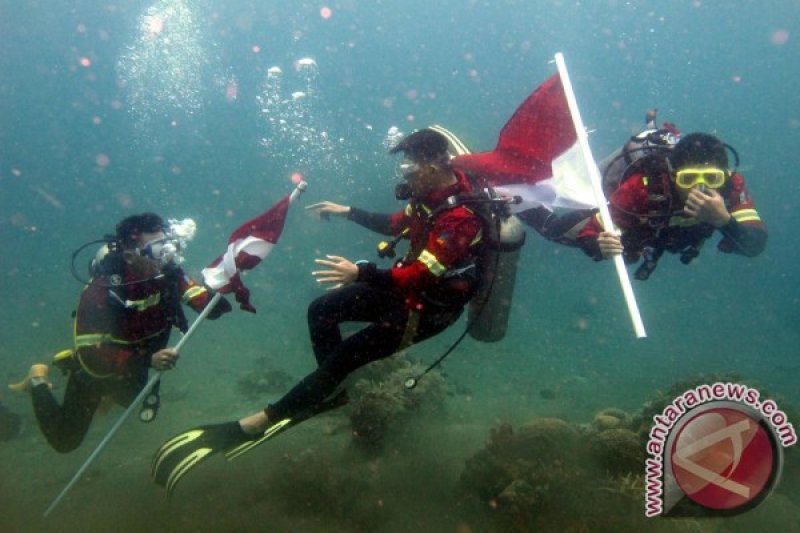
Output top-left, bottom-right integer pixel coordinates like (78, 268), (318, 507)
(554, 52), (647, 338)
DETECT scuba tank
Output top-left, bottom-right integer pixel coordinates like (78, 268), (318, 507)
(375, 188), (526, 342)
(467, 212), (526, 342)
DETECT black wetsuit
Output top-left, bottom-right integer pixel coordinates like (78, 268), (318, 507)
(266, 175), (482, 420)
(31, 343), (156, 453)
(267, 283), (462, 420)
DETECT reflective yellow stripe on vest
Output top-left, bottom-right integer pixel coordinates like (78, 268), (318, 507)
(731, 208), (761, 223)
(469, 228), (483, 247)
(74, 333), (112, 348)
(182, 285), (207, 303)
(669, 216), (700, 228)
(113, 292), (161, 312)
(75, 327), (169, 349)
(419, 249), (446, 276)
(73, 328), (171, 376)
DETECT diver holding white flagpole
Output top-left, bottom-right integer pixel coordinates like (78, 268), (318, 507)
(553, 52), (647, 338)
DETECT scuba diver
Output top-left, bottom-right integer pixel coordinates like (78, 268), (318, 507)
(8, 213), (231, 453)
(152, 128), (502, 495)
(518, 108), (682, 247)
(578, 132), (767, 279)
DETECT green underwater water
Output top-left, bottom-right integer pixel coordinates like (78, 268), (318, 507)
(1, 1), (799, 531)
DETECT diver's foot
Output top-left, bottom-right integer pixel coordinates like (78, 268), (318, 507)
(238, 410), (270, 436)
(8, 364), (51, 392)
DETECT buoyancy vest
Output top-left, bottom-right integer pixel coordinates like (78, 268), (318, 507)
(408, 172), (526, 340)
(72, 262), (192, 378)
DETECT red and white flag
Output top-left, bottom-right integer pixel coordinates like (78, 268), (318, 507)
(202, 184), (305, 312)
(454, 74), (596, 212)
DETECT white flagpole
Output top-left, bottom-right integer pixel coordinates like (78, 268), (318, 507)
(44, 180), (310, 517)
(554, 52), (647, 338)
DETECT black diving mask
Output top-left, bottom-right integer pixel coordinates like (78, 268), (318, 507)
(396, 158), (421, 179)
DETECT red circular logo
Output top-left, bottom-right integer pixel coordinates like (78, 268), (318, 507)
(670, 407), (775, 510)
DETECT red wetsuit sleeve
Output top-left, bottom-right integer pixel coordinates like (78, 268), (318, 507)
(179, 271), (232, 319)
(717, 173), (767, 256)
(578, 174), (649, 260)
(389, 207), (482, 293)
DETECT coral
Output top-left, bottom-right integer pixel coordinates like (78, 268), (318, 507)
(349, 383), (405, 447)
(460, 415), (674, 531)
(496, 479), (547, 519)
(610, 471), (646, 497)
(458, 373), (800, 532)
(460, 417), (581, 506)
(460, 446), (516, 502)
(348, 352), (447, 449)
(591, 407), (632, 431)
(511, 418), (580, 463)
(587, 428), (643, 476)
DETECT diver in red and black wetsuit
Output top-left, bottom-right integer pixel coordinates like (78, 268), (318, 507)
(150, 130), (484, 490)
(248, 128), (483, 427)
(9, 213), (231, 453)
(578, 132), (767, 280)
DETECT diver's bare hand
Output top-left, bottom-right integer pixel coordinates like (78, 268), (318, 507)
(597, 231), (624, 259)
(312, 255), (358, 290)
(683, 188), (731, 228)
(151, 348), (179, 371)
(305, 201), (351, 221)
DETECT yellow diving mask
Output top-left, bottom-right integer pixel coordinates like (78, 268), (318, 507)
(674, 167), (728, 189)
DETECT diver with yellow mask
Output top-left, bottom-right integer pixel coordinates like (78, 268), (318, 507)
(578, 132), (767, 280)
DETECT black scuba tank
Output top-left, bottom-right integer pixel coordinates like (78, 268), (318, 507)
(467, 213), (526, 342)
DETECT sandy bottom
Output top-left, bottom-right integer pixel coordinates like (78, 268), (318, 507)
(1, 370), (798, 533)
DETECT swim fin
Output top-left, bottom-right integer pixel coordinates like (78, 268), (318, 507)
(225, 389), (349, 461)
(152, 421), (254, 497)
(152, 390), (348, 497)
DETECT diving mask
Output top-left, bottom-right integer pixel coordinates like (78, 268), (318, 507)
(140, 218), (196, 266)
(674, 167), (727, 190)
(396, 159), (421, 180)
(141, 237), (182, 266)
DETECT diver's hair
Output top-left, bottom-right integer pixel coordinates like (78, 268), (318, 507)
(115, 213), (165, 247)
(669, 132), (728, 170)
(389, 128), (450, 163)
